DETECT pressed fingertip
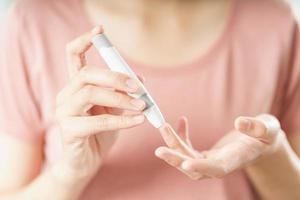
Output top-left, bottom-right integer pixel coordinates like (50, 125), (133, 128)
(179, 116), (188, 122)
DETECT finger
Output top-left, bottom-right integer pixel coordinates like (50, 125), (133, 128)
(137, 75), (146, 83)
(155, 146), (191, 167)
(57, 85), (146, 116)
(234, 115), (280, 143)
(56, 67), (140, 105)
(187, 132), (265, 178)
(177, 116), (193, 148)
(159, 124), (198, 158)
(155, 147), (204, 180)
(60, 114), (145, 138)
(66, 26), (103, 77)
(181, 159), (226, 178)
(256, 114), (281, 136)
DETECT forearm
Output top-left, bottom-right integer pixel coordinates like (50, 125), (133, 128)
(246, 135), (300, 200)
(0, 163), (90, 200)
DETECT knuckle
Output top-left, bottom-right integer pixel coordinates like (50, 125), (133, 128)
(113, 92), (125, 107)
(119, 116), (130, 127)
(189, 173), (202, 180)
(169, 159), (181, 167)
(214, 167), (227, 178)
(111, 73), (126, 88)
(78, 66), (89, 78)
(210, 158), (228, 178)
(56, 91), (64, 105)
(214, 172), (226, 179)
(99, 115), (111, 129)
(55, 109), (63, 121)
(81, 85), (94, 101)
(65, 42), (75, 54)
(76, 36), (87, 45)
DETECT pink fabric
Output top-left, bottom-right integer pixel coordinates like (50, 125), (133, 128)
(0, 0), (300, 199)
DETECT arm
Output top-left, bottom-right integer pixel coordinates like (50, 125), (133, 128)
(0, 27), (145, 200)
(245, 134), (300, 200)
(0, 133), (88, 200)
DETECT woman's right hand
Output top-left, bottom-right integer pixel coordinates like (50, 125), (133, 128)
(53, 27), (146, 184)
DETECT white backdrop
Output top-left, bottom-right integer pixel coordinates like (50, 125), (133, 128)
(0, 0), (14, 19)
(0, 0), (300, 19)
(290, 0), (300, 19)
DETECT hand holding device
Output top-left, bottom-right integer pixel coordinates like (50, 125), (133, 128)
(92, 34), (166, 128)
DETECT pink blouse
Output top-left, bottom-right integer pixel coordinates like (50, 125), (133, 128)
(0, 0), (300, 199)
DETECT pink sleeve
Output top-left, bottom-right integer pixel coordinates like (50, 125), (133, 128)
(279, 19), (300, 136)
(0, 6), (44, 143)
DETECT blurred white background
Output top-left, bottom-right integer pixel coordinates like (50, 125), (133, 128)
(291, 0), (300, 19)
(0, 0), (14, 19)
(0, 0), (300, 19)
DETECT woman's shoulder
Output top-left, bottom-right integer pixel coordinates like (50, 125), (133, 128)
(4, 0), (78, 29)
(1, 0), (83, 49)
(235, 0), (296, 31)
(236, 0), (295, 30)
(232, 0), (297, 54)
(0, 0), (82, 72)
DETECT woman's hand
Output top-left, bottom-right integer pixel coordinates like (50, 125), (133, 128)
(53, 27), (146, 183)
(155, 114), (285, 180)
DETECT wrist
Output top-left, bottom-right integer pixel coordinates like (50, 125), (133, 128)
(248, 131), (291, 170)
(51, 162), (93, 189)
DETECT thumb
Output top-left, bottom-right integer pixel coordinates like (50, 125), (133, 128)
(234, 114), (281, 143)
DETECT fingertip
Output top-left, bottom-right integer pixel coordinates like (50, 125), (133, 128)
(180, 116), (188, 122)
(236, 116), (271, 140)
(155, 146), (168, 158)
(177, 116), (188, 125)
(154, 149), (160, 157)
(256, 114), (281, 136)
(91, 25), (103, 35)
(181, 160), (193, 171)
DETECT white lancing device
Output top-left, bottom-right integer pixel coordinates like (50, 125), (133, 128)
(92, 34), (165, 128)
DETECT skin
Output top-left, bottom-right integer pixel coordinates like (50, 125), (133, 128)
(157, 116), (300, 200)
(0, 0), (300, 199)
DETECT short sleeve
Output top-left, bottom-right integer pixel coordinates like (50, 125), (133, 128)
(0, 5), (43, 143)
(279, 19), (300, 136)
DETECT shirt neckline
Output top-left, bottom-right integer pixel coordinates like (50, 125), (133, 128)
(76, 0), (238, 76)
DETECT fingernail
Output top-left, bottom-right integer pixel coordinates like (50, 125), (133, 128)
(130, 99), (146, 110)
(126, 79), (139, 92)
(91, 26), (102, 34)
(239, 118), (252, 132)
(133, 115), (145, 124)
(161, 124), (171, 132)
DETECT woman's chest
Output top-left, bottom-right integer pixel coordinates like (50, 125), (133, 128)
(39, 47), (278, 167)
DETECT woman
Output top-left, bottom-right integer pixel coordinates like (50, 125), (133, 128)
(0, 0), (300, 199)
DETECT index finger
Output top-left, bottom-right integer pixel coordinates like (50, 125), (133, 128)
(159, 124), (199, 158)
(66, 26), (103, 77)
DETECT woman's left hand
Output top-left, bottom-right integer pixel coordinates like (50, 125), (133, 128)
(155, 114), (286, 180)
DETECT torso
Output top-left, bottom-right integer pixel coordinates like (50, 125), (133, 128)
(10, 0), (296, 199)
